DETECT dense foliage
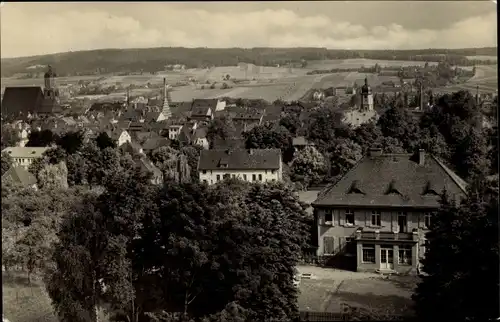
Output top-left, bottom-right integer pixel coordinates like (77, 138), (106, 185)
(43, 177), (309, 321)
(413, 177), (499, 320)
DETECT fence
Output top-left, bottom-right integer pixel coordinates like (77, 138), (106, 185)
(299, 311), (349, 321)
(299, 311), (407, 321)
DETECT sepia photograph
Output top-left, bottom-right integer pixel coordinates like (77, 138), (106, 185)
(1, 1), (498, 322)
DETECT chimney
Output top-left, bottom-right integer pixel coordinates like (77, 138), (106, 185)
(163, 78), (167, 102)
(419, 83), (424, 111)
(418, 149), (425, 166)
(368, 147), (382, 157)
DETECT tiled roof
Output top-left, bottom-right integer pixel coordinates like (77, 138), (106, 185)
(2, 147), (49, 158)
(313, 150), (467, 209)
(2, 165), (37, 186)
(1, 87), (44, 117)
(136, 157), (162, 178)
(191, 107), (211, 117)
(142, 137), (170, 151)
(212, 138), (245, 149)
(193, 127), (208, 140)
(198, 149), (281, 170)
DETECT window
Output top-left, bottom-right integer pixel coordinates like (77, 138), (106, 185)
(371, 211), (381, 226)
(398, 245), (412, 265)
(252, 174), (256, 181)
(323, 237), (335, 255)
(203, 180), (207, 184)
(216, 175), (220, 181)
(271, 170), (276, 174)
(424, 212), (433, 229)
(362, 244), (375, 263)
(243, 174), (247, 180)
(324, 210), (333, 224)
(202, 170), (207, 174)
(345, 209), (355, 225)
(258, 174), (262, 181)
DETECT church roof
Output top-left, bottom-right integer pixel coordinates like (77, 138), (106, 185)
(1, 87), (44, 118)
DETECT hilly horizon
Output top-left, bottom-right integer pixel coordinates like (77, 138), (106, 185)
(1, 46), (497, 78)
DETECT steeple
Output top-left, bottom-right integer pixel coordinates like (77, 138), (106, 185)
(161, 78), (172, 119)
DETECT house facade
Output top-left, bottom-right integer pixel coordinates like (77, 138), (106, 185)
(312, 148), (467, 274)
(198, 149), (282, 185)
(2, 147), (49, 169)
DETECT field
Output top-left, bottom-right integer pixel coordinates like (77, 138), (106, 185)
(466, 55), (497, 61)
(306, 59), (438, 70)
(297, 266), (417, 317)
(2, 58), (496, 102)
(443, 64), (498, 93)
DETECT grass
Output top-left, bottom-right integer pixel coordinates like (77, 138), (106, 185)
(298, 274), (418, 316)
(2, 271), (110, 322)
(2, 271), (58, 322)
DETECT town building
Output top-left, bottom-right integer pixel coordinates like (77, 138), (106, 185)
(198, 149), (282, 185)
(2, 147), (49, 169)
(2, 165), (38, 189)
(312, 148), (467, 274)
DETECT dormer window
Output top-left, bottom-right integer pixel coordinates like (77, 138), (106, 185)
(385, 180), (402, 195)
(423, 181), (439, 196)
(347, 180), (364, 194)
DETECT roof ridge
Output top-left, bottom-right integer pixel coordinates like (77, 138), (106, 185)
(431, 155), (468, 194)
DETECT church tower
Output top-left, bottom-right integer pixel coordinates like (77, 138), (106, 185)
(160, 78), (172, 119)
(43, 65), (59, 100)
(360, 77), (373, 111)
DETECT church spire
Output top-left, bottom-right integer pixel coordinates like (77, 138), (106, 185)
(161, 78), (172, 119)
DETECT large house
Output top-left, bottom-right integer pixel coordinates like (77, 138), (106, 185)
(312, 148), (467, 274)
(198, 149), (282, 185)
(2, 147), (49, 169)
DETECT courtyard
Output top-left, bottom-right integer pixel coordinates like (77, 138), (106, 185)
(297, 265), (418, 317)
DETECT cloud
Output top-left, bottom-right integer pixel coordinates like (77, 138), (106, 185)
(0, 5), (497, 58)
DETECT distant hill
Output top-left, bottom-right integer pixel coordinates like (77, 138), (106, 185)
(1, 47), (496, 78)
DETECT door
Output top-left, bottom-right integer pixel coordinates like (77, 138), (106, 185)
(398, 213), (408, 233)
(380, 246), (394, 270)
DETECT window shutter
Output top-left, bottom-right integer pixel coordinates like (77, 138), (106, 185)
(324, 237), (335, 255)
(340, 210), (345, 226)
(339, 236), (346, 253)
(364, 211), (368, 226)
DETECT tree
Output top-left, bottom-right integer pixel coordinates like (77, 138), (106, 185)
(207, 117), (236, 148)
(279, 114), (301, 136)
(243, 124), (294, 163)
(95, 132), (117, 150)
(290, 146), (327, 187)
(26, 129), (57, 147)
(180, 146), (203, 182)
(37, 161), (69, 190)
(413, 180), (499, 321)
(57, 131), (84, 154)
(451, 127), (489, 181)
(1, 152), (13, 176)
(327, 139), (363, 179)
(1, 126), (21, 149)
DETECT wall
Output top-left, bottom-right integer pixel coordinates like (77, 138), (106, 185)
(199, 168), (280, 185)
(12, 157), (37, 169)
(118, 131), (132, 146)
(315, 207), (431, 257)
(356, 242), (418, 274)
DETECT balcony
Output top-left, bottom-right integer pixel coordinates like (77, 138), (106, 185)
(355, 229), (418, 242)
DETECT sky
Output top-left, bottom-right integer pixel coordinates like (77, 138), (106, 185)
(0, 1), (497, 58)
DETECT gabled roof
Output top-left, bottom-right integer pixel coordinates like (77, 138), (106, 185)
(191, 107), (211, 117)
(142, 137), (170, 151)
(193, 127), (208, 140)
(198, 149), (281, 170)
(313, 151), (467, 209)
(136, 157), (162, 178)
(2, 165), (37, 187)
(292, 136), (314, 146)
(1, 87), (44, 118)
